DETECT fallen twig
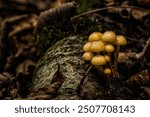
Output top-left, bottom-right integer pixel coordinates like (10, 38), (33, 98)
(71, 6), (150, 20)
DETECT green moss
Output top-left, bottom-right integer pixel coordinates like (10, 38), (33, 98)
(36, 20), (73, 56)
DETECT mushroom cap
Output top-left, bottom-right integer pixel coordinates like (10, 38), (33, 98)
(101, 30), (116, 43)
(88, 32), (102, 42)
(82, 52), (94, 61)
(90, 40), (105, 52)
(83, 42), (91, 52)
(116, 35), (127, 45)
(104, 55), (111, 62)
(104, 44), (115, 53)
(104, 68), (111, 75)
(91, 55), (106, 65)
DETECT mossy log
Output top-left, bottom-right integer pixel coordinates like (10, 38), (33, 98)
(29, 3), (125, 99)
(30, 36), (105, 99)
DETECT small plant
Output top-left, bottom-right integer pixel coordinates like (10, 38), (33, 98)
(82, 31), (127, 78)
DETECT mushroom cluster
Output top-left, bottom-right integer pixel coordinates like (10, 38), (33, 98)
(82, 31), (127, 77)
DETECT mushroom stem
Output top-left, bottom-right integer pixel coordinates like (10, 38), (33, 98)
(107, 52), (115, 76)
(94, 65), (104, 74)
(114, 45), (120, 78)
(107, 75), (112, 88)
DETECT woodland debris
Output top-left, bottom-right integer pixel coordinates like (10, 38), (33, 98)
(0, 14), (38, 72)
(141, 86), (150, 99)
(126, 69), (150, 87)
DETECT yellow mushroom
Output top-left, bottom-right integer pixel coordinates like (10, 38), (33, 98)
(90, 40), (105, 52)
(104, 68), (111, 75)
(116, 35), (127, 45)
(104, 68), (112, 88)
(104, 55), (111, 62)
(104, 44), (115, 76)
(101, 30), (116, 43)
(88, 32), (102, 42)
(91, 55), (106, 65)
(82, 52), (94, 61)
(104, 44), (115, 53)
(83, 42), (91, 52)
(114, 35), (127, 77)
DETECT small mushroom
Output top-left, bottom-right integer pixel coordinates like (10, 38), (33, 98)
(101, 30), (116, 43)
(91, 55), (106, 66)
(104, 68), (112, 88)
(88, 32), (102, 42)
(114, 35), (127, 77)
(104, 68), (111, 75)
(104, 44), (115, 75)
(90, 40), (105, 52)
(104, 44), (115, 53)
(82, 52), (94, 61)
(104, 55), (111, 62)
(83, 42), (92, 52)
